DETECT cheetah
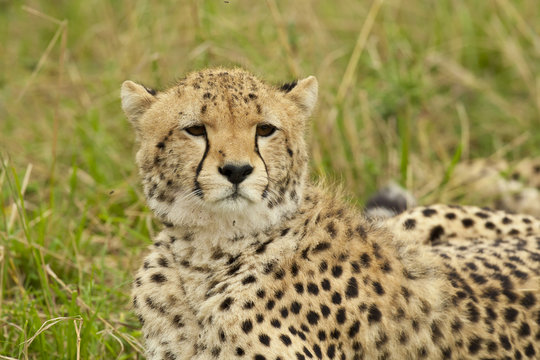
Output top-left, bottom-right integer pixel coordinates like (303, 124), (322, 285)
(121, 68), (540, 359)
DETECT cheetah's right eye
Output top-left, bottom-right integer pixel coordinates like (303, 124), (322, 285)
(184, 125), (206, 137)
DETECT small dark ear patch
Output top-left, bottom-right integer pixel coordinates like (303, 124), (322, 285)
(279, 80), (298, 93)
(144, 86), (157, 96)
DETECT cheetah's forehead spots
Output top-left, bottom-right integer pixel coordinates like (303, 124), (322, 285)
(174, 69), (270, 129)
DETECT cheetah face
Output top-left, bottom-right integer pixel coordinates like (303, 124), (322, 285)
(121, 69), (317, 232)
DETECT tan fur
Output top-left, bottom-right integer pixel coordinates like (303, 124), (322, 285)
(123, 68), (540, 360)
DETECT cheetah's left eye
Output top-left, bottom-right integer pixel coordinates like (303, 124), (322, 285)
(184, 125), (206, 137)
(256, 124), (277, 137)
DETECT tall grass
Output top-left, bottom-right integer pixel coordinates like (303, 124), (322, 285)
(1, 0), (539, 358)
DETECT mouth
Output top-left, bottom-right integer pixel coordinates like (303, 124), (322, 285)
(218, 186), (252, 203)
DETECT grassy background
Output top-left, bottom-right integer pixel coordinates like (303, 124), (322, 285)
(1, 0), (539, 358)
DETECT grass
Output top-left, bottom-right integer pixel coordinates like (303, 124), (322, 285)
(1, 0), (539, 358)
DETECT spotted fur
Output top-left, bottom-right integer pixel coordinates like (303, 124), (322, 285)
(122, 68), (540, 360)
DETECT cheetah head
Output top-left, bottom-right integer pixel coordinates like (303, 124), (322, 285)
(121, 68), (317, 234)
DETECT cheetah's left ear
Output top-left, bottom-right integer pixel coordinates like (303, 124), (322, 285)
(121, 80), (157, 130)
(284, 76), (318, 117)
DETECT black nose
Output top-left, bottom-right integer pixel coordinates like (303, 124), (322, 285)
(218, 164), (254, 184)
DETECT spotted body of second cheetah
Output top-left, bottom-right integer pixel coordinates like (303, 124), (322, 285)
(121, 68), (540, 359)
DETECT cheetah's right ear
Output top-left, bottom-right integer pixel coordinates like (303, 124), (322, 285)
(284, 76), (318, 118)
(121, 80), (157, 128)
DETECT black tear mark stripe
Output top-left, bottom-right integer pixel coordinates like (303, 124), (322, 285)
(254, 134), (269, 198)
(194, 134), (210, 198)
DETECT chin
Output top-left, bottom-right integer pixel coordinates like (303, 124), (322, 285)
(213, 196), (252, 212)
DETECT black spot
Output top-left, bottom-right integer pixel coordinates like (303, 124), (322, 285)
(171, 314), (184, 328)
(307, 311), (320, 325)
(326, 222), (337, 238)
(291, 301), (302, 314)
(236, 347), (245, 356)
(422, 208), (437, 217)
(525, 343), (536, 357)
(164, 351), (176, 360)
(451, 318), (462, 331)
(271, 318), (281, 328)
(307, 283), (319, 295)
(156, 142), (165, 149)
(330, 308), (346, 328)
(368, 304), (382, 323)
(313, 242), (331, 253)
(201, 104), (207, 114)
(150, 273), (167, 283)
(475, 211), (489, 219)
(332, 292), (342, 305)
(399, 331), (408, 344)
(241, 319), (253, 334)
(468, 337), (482, 354)
(313, 344), (322, 358)
(429, 226), (445, 242)
(482, 287), (500, 301)
(487, 341), (497, 353)
(302, 347), (313, 359)
(504, 307), (519, 322)
(242, 275), (257, 285)
(279, 80), (298, 93)
(360, 253), (371, 267)
(158, 255), (170, 268)
(281, 228), (290, 236)
(442, 348), (452, 359)
(321, 278), (331, 291)
(346, 277), (359, 298)
(327, 344), (336, 358)
(243, 301), (255, 309)
(499, 334), (511, 350)
(295, 283), (304, 294)
(348, 321), (360, 338)
(445, 212), (456, 219)
(320, 304), (331, 317)
(211, 346), (221, 357)
(291, 262), (299, 276)
(467, 302), (480, 322)
(280, 307), (289, 318)
(462, 218), (474, 227)
(381, 261), (392, 273)
(254, 355), (266, 360)
(266, 300), (275, 310)
(520, 293), (536, 308)
(263, 261), (275, 274)
(372, 281), (384, 296)
(330, 329), (340, 339)
(259, 334), (270, 346)
(331, 265), (343, 278)
(470, 273), (487, 284)
(518, 322), (531, 337)
(287, 147), (294, 157)
(274, 268), (286, 280)
(256, 314), (264, 323)
(404, 218), (416, 230)
(220, 297), (234, 311)
(280, 334), (292, 346)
